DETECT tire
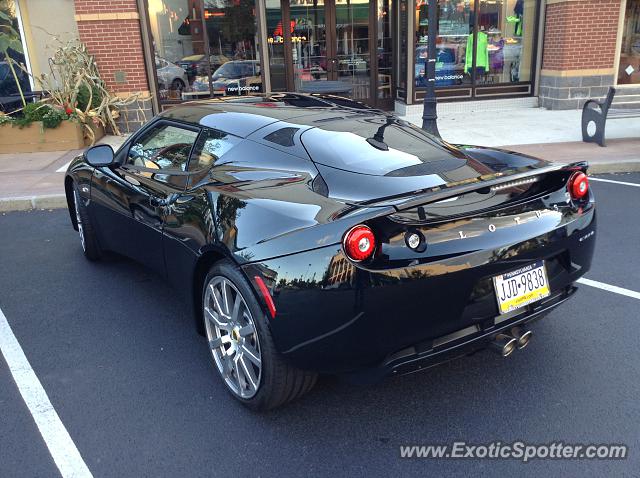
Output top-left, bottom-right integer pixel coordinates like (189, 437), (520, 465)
(171, 78), (185, 92)
(72, 184), (102, 261)
(202, 260), (317, 410)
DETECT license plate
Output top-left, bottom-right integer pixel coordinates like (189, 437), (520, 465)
(493, 261), (551, 314)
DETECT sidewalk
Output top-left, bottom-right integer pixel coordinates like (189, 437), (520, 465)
(0, 135), (128, 211)
(402, 104), (640, 146)
(1, 107), (640, 212)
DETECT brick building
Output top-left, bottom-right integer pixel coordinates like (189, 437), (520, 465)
(5, 0), (640, 129)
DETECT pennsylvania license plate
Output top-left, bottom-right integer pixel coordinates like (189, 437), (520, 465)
(493, 261), (551, 315)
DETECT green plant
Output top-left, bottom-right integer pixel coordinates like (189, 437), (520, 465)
(76, 83), (103, 111)
(11, 102), (68, 129)
(0, 112), (12, 125)
(41, 107), (66, 129)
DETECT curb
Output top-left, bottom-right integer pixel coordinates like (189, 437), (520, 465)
(586, 160), (640, 175)
(0, 195), (67, 212)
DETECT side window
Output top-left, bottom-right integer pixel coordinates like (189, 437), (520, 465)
(127, 123), (199, 172)
(189, 128), (241, 171)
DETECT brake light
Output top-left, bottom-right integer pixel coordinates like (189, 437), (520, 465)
(343, 225), (376, 262)
(568, 172), (589, 200)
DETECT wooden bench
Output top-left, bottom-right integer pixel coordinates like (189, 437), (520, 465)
(582, 86), (640, 146)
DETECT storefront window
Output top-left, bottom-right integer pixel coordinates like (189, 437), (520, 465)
(417, 0), (470, 87)
(0, 0), (31, 112)
(203, 0), (261, 97)
(148, 0), (206, 101)
(147, 0), (260, 104)
(265, 0), (287, 91)
(619, 0), (640, 85)
(476, 0), (534, 84)
(414, 0), (536, 91)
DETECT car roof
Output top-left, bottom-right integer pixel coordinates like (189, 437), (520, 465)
(160, 93), (388, 138)
(180, 54), (205, 61)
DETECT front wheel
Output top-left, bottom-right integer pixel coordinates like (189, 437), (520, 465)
(73, 185), (101, 261)
(203, 260), (317, 410)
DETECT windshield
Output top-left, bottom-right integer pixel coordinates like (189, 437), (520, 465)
(213, 63), (245, 80)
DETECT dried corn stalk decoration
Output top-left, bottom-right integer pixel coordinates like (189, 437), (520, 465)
(15, 35), (149, 144)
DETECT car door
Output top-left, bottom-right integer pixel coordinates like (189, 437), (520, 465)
(90, 120), (200, 276)
(162, 127), (243, 294)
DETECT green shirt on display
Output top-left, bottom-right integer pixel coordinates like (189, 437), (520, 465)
(465, 31), (489, 74)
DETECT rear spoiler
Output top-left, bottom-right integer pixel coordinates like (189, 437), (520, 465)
(353, 162), (588, 212)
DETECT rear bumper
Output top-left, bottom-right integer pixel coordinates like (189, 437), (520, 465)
(351, 285), (576, 383)
(242, 203), (596, 376)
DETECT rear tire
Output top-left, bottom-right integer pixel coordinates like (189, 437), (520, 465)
(73, 184), (101, 261)
(202, 260), (317, 410)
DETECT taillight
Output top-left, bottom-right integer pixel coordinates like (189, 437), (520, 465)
(568, 172), (589, 200)
(343, 225), (376, 262)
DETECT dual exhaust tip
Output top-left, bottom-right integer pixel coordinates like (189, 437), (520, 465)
(490, 327), (532, 357)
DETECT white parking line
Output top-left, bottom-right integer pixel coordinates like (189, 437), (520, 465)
(56, 161), (71, 173)
(590, 177), (640, 188)
(0, 306), (93, 478)
(577, 278), (640, 300)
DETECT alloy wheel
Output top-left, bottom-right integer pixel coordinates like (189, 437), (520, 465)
(204, 276), (262, 398)
(74, 190), (86, 252)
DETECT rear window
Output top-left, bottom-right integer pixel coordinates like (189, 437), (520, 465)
(300, 121), (453, 177)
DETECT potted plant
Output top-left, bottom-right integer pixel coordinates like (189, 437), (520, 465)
(0, 35), (147, 153)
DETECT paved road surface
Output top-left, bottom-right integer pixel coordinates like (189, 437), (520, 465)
(1, 174), (639, 477)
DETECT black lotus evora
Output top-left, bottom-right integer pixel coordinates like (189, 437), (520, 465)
(65, 94), (596, 410)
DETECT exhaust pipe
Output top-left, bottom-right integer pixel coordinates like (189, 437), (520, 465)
(490, 334), (518, 357)
(510, 327), (533, 350)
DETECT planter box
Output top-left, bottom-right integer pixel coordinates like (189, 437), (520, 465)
(0, 120), (103, 154)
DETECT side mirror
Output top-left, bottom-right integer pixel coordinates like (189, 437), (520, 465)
(84, 144), (115, 167)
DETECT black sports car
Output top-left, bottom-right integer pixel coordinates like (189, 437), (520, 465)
(65, 94), (596, 410)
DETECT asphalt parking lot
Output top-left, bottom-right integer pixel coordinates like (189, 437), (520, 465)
(1, 173), (639, 477)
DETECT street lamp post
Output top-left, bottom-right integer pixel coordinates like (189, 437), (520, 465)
(421, 0), (440, 137)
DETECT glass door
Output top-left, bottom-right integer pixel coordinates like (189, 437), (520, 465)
(288, 0), (333, 92)
(275, 0), (392, 108)
(334, 0), (371, 101)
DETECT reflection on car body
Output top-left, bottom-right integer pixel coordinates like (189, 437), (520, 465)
(65, 93), (596, 410)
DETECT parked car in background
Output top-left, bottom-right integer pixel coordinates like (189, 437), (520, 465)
(189, 60), (262, 96)
(177, 54), (229, 81)
(211, 60), (262, 95)
(155, 57), (188, 95)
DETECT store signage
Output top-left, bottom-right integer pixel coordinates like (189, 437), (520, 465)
(225, 84), (262, 95)
(436, 74), (464, 81)
(268, 35), (307, 44)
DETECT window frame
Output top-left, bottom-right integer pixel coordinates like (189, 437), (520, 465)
(187, 126), (244, 173)
(122, 119), (202, 178)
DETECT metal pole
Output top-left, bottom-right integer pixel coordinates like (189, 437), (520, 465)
(421, 0), (440, 137)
